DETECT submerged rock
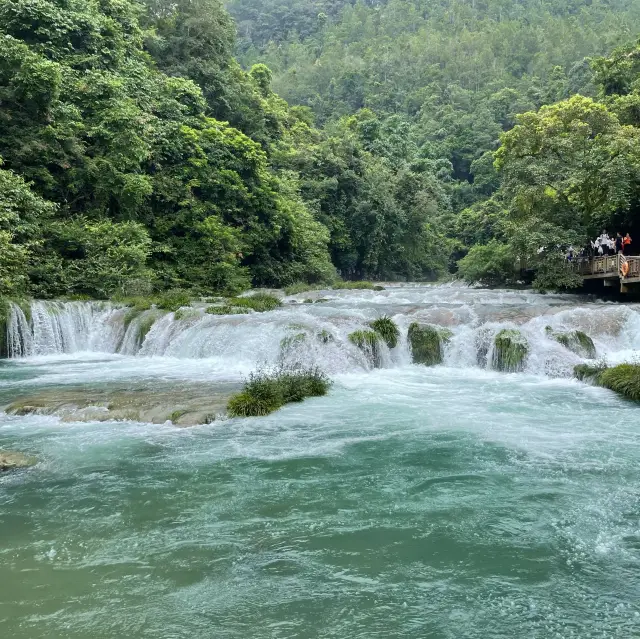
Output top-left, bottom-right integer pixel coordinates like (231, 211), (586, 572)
(0, 450), (36, 472)
(408, 323), (452, 366)
(547, 327), (596, 359)
(492, 329), (528, 372)
(3, 382), (237, 426)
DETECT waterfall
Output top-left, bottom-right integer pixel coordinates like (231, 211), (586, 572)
(5, 291), (640, 377)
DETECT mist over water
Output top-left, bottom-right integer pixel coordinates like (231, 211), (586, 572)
(2, 285), (640, 637)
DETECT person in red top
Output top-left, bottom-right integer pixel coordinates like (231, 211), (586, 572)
(623, 233), (632, 256)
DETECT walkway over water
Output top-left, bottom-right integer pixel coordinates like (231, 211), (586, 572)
(576, 254), (640, 287)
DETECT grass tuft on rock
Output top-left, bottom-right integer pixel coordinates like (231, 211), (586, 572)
(492, 329), (528, 372)
(408, 323), (452, 366)
(228, 293), (282, 312)
(227, 366), (332, 417)
(369, 316), (400, 349)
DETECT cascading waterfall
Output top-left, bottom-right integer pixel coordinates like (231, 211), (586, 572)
(6, 289), (640, 376)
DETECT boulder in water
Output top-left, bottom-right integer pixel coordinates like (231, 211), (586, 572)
(0, 450), (36, 472)
(348, 329), (382, 367)
(408, 323), (452, 366)
(492, 329), (528, 372)
(546, 327), (596, 359)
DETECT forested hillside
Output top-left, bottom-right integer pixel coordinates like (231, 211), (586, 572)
(1, 0), (640, 300)
(228, 0), (640, 288)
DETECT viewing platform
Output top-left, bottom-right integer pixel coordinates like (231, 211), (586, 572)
(575, 254), (640, 290)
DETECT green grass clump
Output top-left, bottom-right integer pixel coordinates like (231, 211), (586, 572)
(205, 305), (250, 315)
(492, 329), (528, 372)
(598, 364), (640, 401)
(369, 315), (400, 349)
(546, 327), (596, 359)
(408, 323), (452, 366)
(227, 293), (282, 313)
(227, 366), (332, 417)
(156, 289), (192, 312)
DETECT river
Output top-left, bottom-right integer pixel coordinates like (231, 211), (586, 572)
(1, 285), (639, 638)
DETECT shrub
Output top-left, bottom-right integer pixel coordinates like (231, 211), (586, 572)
(228, 293), (282, 312)
(227, 366), (332, 417)
(369, 316), (400, 349)
(457, 241), (516, 286)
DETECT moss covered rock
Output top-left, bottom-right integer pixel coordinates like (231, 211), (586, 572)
(348, 329), (382, 367)
(408, 323), (452, 366)
(546, 327), (596, 359)
(492, 329), (528, 372)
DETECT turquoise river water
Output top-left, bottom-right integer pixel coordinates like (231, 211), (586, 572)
(1, 286), (640, 638)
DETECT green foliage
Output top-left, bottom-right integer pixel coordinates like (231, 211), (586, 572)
(492, 329), (529, 372)
(173, 308), (201, 321)
(457, 241), (516, 287)
(227, 365), (332, 417)
(227, 293), (282, 312)
(369, 316), (400, 349)
(407, 323), (452, 366)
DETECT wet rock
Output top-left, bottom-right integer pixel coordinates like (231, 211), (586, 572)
(546, 327), (596, 359)
(3, 382), (238, 427)
(492, 329), (528, 372)
(0, 450), (36, 472)
(408, 323), (452, 366)
(348, 329), (382, 368)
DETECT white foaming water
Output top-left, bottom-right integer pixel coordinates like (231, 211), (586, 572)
(6, 287), (640, 376)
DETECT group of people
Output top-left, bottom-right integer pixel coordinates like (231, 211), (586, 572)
(591, 230), (633, 256)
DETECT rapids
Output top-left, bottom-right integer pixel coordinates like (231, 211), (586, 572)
(1, 285), (640, 637)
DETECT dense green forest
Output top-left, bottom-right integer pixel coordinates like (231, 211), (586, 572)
(1, 0), (640, 299)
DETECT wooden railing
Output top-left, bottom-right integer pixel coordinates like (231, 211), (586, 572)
(574, 254), (640, 279)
